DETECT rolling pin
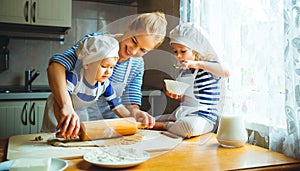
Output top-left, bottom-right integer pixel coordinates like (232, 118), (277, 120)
(56, 117), (139, 141)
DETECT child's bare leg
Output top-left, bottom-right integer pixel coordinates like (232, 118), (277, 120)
(155, 114), (176, 122)
(152, 122), (168, 130)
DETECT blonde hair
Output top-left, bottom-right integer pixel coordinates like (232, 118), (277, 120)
(76, 41), (83, 56)
(193, 50), (217, 62)
(128, 12), (167, 48)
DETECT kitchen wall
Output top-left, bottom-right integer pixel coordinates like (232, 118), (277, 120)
(137, 0), (181, 114)
(138, 0), (180, 84)
(0, 0), (181, 88)
(0, 0), (180, 114)
(0, 0), (137, 86)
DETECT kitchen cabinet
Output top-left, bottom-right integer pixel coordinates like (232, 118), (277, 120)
(0, 100), (46, 137)
(0, 0), (71, 27)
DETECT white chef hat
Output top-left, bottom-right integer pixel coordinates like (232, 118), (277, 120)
(77, 36), (119, 65)
(169, 23), (217, 57)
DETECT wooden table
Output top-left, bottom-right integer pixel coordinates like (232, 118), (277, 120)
(1, 133), (300, 170)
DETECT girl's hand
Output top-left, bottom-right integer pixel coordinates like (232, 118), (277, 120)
(166, 89), (183, 101)
(182, 60), (199, 69)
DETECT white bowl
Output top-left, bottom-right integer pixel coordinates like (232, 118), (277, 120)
(0, 158), (68, 171)
(83, 147), (150, 168)
(164, 79), (190, 95)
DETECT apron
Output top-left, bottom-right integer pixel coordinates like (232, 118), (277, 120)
(111, 58), (132, 98)
(41, 69), (102, 132)
(172, 69), (207, 119)
(88, 58), (132, 120)
(70, 69), (103, 118)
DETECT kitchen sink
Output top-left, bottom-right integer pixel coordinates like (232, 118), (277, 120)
(0, 85), (51, 94)
(1, 89), (51, 93)
(0, 86), (51, 100)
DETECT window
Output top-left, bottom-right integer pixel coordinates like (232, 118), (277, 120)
(181, 0), (285, 134)
(181, 0), (300, 159)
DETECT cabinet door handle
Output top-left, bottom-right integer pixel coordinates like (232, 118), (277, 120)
(21, 102), (28, 125)
(31, 1), (36, 23)
(24, 1), (29, 22)
(29, 102), (36, 125)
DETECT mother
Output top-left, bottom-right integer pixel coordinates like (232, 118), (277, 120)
(43, 12), (167, 139)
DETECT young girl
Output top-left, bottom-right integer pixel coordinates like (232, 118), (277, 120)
(154, 23), (230, 138)
(42, 36), (132, 134)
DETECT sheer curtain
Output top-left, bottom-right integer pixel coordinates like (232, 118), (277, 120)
(280, 0), (300, 159)
(180, 0), (300, 159)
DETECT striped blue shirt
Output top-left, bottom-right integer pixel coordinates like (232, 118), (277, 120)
(50, 33), (143, 106)
(66, 70), (122, 110)
(183, 69), (221, 124)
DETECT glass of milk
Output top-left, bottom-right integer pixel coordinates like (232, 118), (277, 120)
(216, 86), (248, 148)
(216, 114), (248, 148)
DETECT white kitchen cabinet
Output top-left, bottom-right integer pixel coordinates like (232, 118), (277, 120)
(0, 0), (71, 27)
(0, 100), (46, 137)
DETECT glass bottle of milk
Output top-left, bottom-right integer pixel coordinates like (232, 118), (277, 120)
(216, 80), (248, 148)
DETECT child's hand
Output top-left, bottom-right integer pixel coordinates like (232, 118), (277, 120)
(182, 60), (198, 69)
(166, 89), (183, 101)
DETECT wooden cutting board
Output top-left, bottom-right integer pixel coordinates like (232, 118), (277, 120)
(7, 130), (182, 160)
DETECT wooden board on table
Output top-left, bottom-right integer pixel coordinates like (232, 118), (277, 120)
(7, 130), (182, 160)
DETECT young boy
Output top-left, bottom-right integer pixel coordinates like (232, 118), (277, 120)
(42, 36), (131, 133)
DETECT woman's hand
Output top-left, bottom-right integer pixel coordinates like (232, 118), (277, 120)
(127, 105), (155, 128)
(48, 62), (80, 139)
(54, 101), (80, 140)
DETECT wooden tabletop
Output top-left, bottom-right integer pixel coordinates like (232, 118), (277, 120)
(1, 134), (300, 170)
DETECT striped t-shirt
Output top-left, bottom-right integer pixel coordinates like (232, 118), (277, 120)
(50, 32), (144, 106)
(66, 69), (122, 110)
(182, 69), (221, 124)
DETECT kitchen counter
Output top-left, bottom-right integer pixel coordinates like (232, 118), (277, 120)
(0, 85), (51, 100)
(0, 92), (51, 100)
(1, 133), (300, 170)
(0, 89), (161, 100)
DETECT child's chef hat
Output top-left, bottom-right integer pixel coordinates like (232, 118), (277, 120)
(77, 36), (119, 65)
(169, 23), (214, 57)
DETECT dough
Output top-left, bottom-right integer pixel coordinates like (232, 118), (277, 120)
(48, 134), (144, 147)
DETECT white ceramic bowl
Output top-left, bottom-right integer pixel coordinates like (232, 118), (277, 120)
(83, 147), (150, 168)
(164, 79), (190, 95)
(0, 158), (68, 171)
